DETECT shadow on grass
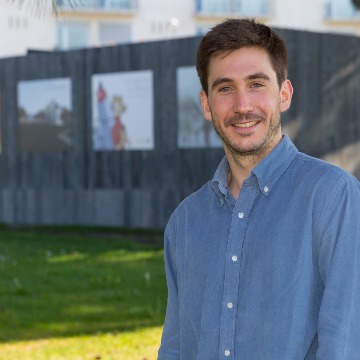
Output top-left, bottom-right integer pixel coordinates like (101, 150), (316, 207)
(0, 227), (167, 343)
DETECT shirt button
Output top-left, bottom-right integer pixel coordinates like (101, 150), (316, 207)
(225, 350), (230, 356)
(232, 255), (238, 262)
(227, 302), (233, 309)
(264, 186), (269, 193)
(238, 212), (244, 219)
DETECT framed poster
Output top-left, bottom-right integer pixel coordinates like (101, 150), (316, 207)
(92, 70), (154, 151)
(177, 66), (222, 148)
(17, 78), (72, 151)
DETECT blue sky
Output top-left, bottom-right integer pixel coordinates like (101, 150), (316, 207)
(18, 78), (72, 115)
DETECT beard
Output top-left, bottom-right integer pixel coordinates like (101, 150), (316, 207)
(211, 103), (282, 159)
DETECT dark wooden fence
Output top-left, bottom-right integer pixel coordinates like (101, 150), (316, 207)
(0, 28), (359, 229)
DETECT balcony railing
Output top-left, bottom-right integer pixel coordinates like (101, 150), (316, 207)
(325, 0), (360, 20)
(56, 0), (137, 11)
(195, 0), (271, 16)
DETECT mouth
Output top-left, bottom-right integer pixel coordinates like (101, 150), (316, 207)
(225, 113), (265, 128)
(233, 121), (259, 128)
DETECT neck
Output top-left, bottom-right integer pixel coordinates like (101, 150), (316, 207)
(225, 136), (282, 199)
(225, 151), (255, 199)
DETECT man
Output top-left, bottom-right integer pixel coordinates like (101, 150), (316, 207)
(158, 18), (360, 359)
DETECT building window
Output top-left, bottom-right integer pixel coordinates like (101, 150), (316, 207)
(326, 0), (360, 19)
(57, 22), (89, 50)
(99, 23), (131, 45)
(8, 17), (14, 29)
(197, 0), (240, 13)
(57, 0), (137, 10)
(8, 16), (30, 30)
(196, 24), (212, 35)
(195, 0), (270, 16)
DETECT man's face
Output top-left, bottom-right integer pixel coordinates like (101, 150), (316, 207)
(200, 47), (293, 158)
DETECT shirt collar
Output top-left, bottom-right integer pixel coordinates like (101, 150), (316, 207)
(252, 135), (298, 196)
(212, 135), (298, 198)
(212, 156), (230, 197)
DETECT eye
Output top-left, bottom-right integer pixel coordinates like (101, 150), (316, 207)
(250, 82), (264, 89)
(218, 86), (231, 93)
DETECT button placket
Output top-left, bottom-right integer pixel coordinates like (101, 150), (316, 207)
(219, 178), (258, 360)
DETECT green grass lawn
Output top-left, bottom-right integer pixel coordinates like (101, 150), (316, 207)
(0, 226), (167, 360)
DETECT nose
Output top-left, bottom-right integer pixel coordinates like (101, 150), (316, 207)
(233, 88), (253, 114)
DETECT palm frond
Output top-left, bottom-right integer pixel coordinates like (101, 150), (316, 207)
(11, 0), (77, 16)
(352, 0), (360, 9)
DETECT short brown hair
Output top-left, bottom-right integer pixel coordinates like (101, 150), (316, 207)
(196, 18), (288, 94)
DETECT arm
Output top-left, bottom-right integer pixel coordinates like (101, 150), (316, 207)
(158, 228), (180, 359)
(316, 175), (360, 359)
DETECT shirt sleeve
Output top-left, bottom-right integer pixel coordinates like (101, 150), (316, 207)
(158, 225), (180, 359)
(316, 175), (360, 359)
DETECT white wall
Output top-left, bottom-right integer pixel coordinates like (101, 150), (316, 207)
(2, 0), (360, 58)
(132, 0), (196, 42)
(0, 0), (55, 58)
(264, 0), (360, 36)
(269, 0), (326, 31)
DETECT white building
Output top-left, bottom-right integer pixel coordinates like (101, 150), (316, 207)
(0, 0), (54, 58)
(1, 0), (360, 57)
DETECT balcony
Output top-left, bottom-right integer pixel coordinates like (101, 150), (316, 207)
(195, 0), (271, 17)
(56, 0), (137, 12)
(325, 0), (360, 20)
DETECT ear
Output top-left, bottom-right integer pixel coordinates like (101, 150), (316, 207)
(280, 79), (293, 112)
(200, 90), (213, 122)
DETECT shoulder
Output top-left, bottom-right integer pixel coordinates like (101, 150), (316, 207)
(166, 181), (214, 222)
(164, 181), (214, 240)
(292, 151), (359, 189)
(293, 152), (359, 228)
(284, 152), (359, 221)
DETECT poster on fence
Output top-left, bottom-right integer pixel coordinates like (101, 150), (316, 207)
(17, 78), (72, 151)
(92, 70), (154, 151)
(177, 66), (222, 148)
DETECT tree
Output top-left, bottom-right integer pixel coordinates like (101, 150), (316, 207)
(352, 0), (360, 10)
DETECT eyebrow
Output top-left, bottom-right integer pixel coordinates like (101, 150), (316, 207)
(211, 77), (233, 90)
(211, 72), (271, 90)
(248, 72), (271, 81)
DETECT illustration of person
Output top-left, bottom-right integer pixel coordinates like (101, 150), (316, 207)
(111, 95), (128, 150)
(95, 82), (113, 150)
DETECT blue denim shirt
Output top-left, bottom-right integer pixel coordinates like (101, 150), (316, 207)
(158, 135), (360, 360)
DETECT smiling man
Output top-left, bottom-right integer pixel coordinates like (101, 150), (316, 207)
(158, 18), (360, 360)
